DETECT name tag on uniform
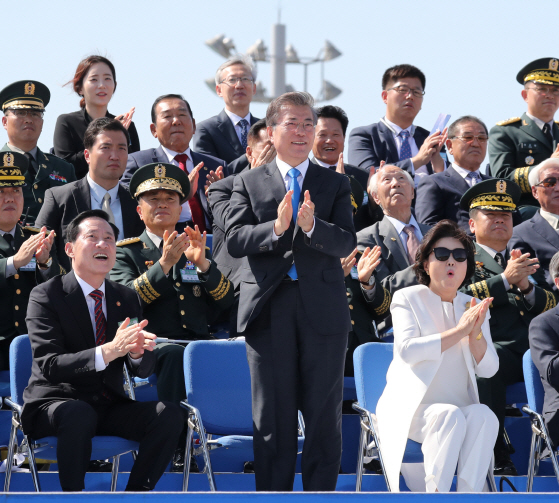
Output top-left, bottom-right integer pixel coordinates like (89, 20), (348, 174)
(350, 265), (359, 280)
(20, 257), (36, 271)
(180, 261), (200, 283)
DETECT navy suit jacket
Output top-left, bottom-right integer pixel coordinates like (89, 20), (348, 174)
(123, 145), (227, 228)
(529, 305), (559, 446)
(193, 109), (259, 169)
(415, 166), (491, 233)
(226, 160), (356, 334)
(348, 121), (442, 175)
(509, 210), (559, 292)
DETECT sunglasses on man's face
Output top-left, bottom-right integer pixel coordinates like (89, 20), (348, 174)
(535, 177), (559, 188)
(431, 247), (468, 262)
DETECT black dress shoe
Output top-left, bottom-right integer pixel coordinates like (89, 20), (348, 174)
(243, 461), (254, 473)
(87, 459), (113, 472)
(494, 459), (518, 476)
(171, 448), (185, 473)
(363, 458), (383, 474)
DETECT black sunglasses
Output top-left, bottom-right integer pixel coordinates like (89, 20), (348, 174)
(535, 177), (558, 188)
(431, 247), (468, 262)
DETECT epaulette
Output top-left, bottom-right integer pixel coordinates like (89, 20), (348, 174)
(117, 237), (141, 247)
(496, 117), (521, 126)
(23, 226), (52, 235)
(555, 121), (559, 125)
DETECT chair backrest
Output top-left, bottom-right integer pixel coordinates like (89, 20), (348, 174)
(184, 340), (253, 436)
(353, 342), (393, 412)
(9, 335), (32, 407)
(523, 349), (545, 413)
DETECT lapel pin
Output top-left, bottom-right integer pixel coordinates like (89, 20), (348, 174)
(116, 301), (121, 306)
(391, 237), (397, 241)
(145, 260), (154, 269)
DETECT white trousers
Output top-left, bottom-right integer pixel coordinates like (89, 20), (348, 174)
(404, 403), (498, 493)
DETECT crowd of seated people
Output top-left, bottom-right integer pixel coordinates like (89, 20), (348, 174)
(3, 52), (559, 492)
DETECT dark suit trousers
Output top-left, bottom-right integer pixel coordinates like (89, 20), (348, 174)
(30, 398), (184, 491)
(477, 343), (524, 443)
(245, 281), (347, 491)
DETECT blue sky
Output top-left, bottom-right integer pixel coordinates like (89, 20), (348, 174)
(4, 0), (556, 165)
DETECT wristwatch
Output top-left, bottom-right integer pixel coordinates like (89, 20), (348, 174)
(359, 275), (375, 287)
(37, 257), (52, 270)
(520, 282), (534, 295)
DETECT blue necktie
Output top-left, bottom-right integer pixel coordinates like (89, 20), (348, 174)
(399, 130), (412, 161)
(286, 168), (301, 280)
(467, 171), (480, 186)
(239, 119), (249, 149)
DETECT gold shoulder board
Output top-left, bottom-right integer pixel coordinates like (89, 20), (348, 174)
(117, 237), (141, 247)
(496, 117), (521, 126)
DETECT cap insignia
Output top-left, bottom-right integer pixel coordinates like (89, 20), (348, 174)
(496, 180), (507, 193)
(550, 59), (559, 72)
(155, 164), (166, 178)
(3, 153), (14, 167)
(24, 82), (35, 96)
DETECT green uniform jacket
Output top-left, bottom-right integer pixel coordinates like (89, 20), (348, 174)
(1, 144), (76, 226)
(488, 113), (559, 207)
(0, 224), (62, 342)
(460, 244), (556, 355)
(110, 231), (235, 340)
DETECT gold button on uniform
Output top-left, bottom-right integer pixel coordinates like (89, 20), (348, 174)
(520, 311), (524, 316)
(181, 310), (185, 315)
(515, 296), (520, 301)
(14, 306), (19, 311)
(349, 305), (353, 310)
(34, 184), (38, 189)
(14, 274), (19, 280)
(351, 320), (355, 325)
(16, 289), (21, 295)
(176, 282), (181, 287)
(38, 198), (42, 203)
(14, 322), (18, 327)
(346, 292), (350, 297)
(180, 295), (184, 300)
(183, 325), (187, 329)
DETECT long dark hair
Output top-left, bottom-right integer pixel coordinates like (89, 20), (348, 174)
(66, 55), (117, 109)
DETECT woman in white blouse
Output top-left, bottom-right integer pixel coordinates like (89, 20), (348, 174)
(376, 220), (499, 492)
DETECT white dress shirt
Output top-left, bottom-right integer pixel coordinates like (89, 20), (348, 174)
(452, 163), (481, 187)
(74, 273), (141, 371)
(224, 109), (252, 145)
(161, 145), (194, 222)
(526, 113), (555, 134)
(272, 157), (315, 240)
(540, 209), (559, 230)
(381, 117), (429, 184)
(87, 175), (124, 239)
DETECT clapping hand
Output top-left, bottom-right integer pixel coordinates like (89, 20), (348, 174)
(159, 230), (188, 274)
(115, 107), (135, 129)
(184, 225), (210, 272)
(357, 246), (382, 288)
(297, 190), (315, 233)
(274, 190), (293, 236)
(341, 248), (359, 277)
(204, 166), (225, 194)
(335, 153), (345, 175)
(188, 162), (204, 199)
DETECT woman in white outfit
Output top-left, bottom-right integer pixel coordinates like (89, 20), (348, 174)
(376, 220), (499, 492)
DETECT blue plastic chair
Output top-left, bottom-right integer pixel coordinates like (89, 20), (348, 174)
(522, 349), (559, 491)
(4, 335), (140, 492)
(180, 340), (305, 491)
(353, 342), (496, 492)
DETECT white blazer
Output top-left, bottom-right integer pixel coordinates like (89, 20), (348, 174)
(376, 284), (499, 492)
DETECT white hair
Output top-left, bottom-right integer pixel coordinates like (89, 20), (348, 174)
(528, 158), (559, 187)
(369, 165), (414, 194)
(215, 54), (257, 86)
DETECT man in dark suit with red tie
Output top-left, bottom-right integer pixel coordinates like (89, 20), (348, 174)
(226, 92), (356, 491)
(122, 94), (226, 232)
(193, 55), (260, 173)
(348, 64), (446, 184)
(22, 210), (184, 492)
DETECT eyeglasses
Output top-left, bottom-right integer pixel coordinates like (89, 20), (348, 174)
(431, 247), (468, 262)
(280, 121), (315, 132)
(450, 134), (489, 144)
(220, 77), (254, 86)
(535, 177), (559, 188)
(387, 85), (425, 98)
(7, 109), (44, 119)
(527, 85), (559, 97)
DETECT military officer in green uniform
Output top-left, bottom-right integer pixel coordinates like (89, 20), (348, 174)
(0, 151), (61, 369)
(0, 80), (76, 226)
(489, 58), (559, 211)
(460, 178), (556, 475)
(111, 162), (234, 467)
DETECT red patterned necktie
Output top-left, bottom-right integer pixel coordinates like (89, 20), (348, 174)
(174, 154), (207, 232)
(89, 290), (107, 346)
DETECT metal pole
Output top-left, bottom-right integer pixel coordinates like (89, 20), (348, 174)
(270, 23), (286, 98)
